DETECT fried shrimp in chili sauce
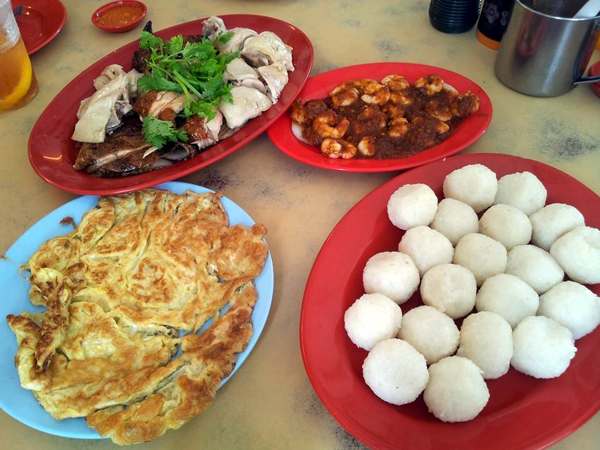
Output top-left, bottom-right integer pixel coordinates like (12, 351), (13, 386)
(290, 73), (480, 160)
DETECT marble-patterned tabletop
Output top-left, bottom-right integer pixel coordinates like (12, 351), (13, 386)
(1, 1), (599, 449)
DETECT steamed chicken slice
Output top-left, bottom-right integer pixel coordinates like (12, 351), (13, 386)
(219, 86), (272, 129)
(134, 91), (186, 121)
(216, 27), (257, 53)
(224, 58), (267, 93)
(257, 63), (289, 103)
(202, 16), (227, 39)
(241, 31), (294, 71)
(72, 66), (139, 143)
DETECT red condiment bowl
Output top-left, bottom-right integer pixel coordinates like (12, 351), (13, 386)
(91, 0), (147, 33)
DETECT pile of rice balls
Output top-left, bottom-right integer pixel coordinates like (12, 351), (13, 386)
(344, 163), (600, 423)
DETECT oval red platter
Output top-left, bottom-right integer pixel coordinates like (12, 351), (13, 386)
(300, 152), (600, 450)
(267, 63), (492, 172)
(28, 14), (314, 195)
(91, 0), (147, 33)
(11, 0), (67, 55)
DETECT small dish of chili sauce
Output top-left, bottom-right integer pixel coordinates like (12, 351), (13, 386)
(92, 0), (147, 33)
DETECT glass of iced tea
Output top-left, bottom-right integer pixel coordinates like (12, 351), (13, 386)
(0, 0), (38, 111)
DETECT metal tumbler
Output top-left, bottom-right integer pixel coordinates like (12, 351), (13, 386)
(495, 0), (600, 97)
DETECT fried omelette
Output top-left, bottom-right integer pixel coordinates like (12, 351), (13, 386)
(6, 189), (268, 445)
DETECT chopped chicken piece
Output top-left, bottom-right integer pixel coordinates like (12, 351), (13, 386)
(257, 63), (288, 103)
(202, 16), (226, 40)
(241, 32), (294, 71)
(72, 65), (141, 143)
(73, 74), (130, 143)
(183, 112), (223, 149)
(224, 58), (260, 83)
(133, 91), (185, 120)
(216, 27), (257, 53)
(219, 86), (272, 129)
(224, 58), (268, 94)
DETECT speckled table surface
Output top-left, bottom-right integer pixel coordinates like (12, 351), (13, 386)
(1, 0), (599, 449)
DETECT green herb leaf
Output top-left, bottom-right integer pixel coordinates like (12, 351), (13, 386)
(216, 31), (234, 44)
(167, 35), (184, 54)
(140, 31), (163, 50)
(138, 74), (182, 93)
(142, 116), (188, 149)
(136, 29), (238, 127)
(184, 99), (218, 120)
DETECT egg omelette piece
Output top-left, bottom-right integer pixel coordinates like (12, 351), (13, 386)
(6, 189), (268, 444)
(86, 281), (257, 445)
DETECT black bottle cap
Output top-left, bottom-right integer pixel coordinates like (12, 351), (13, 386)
(429, 0), (480, 34)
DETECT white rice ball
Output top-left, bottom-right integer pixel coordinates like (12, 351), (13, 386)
(530, 203), (585, 251)
(424, 356), (489, 422)
(457, 311), (513, 379)
(550, 226), (600, 284)
(362, 339), (429, 405)
(398, 226), (454, 275)
(420, 264), (477, 319)
(453, 233), (507, 286)
(475, 273), (539, 328)
(363, 251), (420, 304)
(538, 281), (600, 340)
(344, 293), (403, 351)
(479, 204), (532, 249)
(399, 306), (459, 365)
(443, 164), (498, 213)
(430, 198), (479, 245)
(506, 245), (564, 294)
(511, 316), (576, 379)
(387, 184), (438, 231)
(495, 171), (547, 215)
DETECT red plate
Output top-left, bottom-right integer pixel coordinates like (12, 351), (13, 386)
(28, 14), (313, 195)
(267, 63), (492, 172)
(301, 153), (600, 450)
(11, 0), (67, 55)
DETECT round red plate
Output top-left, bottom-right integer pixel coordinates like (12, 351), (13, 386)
(11, 0), (66, 55)
(300, 153), (600, 450)
(267, 63), (492, 172)
(28, 14), (313, 195)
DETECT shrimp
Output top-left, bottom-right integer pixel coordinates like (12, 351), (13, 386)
(330, 84), (360, 107)
(320, 138), (357, 159)
(290, 100), (329, 124)
(389, 90), (413, 106)
(412, 116), (450, 135)
(290, 101), (308, 124)
(357, 106), (387, 129)
(388, 117), (409, 138)
(382, 74), (410, 92)
(358, 136), (377, 157)
(312, 111), (350, 138)
(415, 75), (444, 96)
(381, 103), (405, 119)
(451, 92), (480, 118)
(360, 81), (390, 105)
(434, 119), (450, 134)
(426, 99), (453, 122)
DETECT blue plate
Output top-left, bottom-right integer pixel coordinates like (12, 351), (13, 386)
(0, 182), (274, 440)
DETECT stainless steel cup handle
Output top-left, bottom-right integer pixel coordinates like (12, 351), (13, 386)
(573, 75), (600, 85)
